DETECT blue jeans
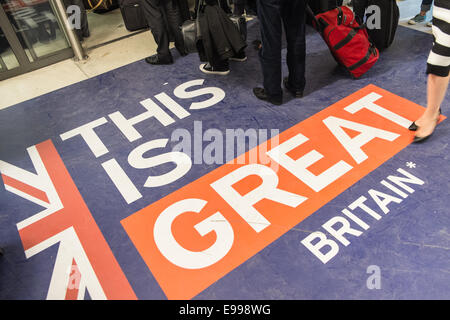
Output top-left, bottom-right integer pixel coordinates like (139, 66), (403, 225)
(256, 0), (306, 97)
(421, 0), (433, 12)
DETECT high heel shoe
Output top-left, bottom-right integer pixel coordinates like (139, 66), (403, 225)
(409, 108), (441, 131)
(413, 108), (442, 143)
(408, 121), (418, 131)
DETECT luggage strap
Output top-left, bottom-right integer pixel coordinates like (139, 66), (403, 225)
(348, 45), (377, 71)
(333, 29), (357, 51)
(332, 23), (367, 51)
(337, 7), (344, 25)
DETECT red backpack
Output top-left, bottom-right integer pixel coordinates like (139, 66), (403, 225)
(308, 5), (379, 79)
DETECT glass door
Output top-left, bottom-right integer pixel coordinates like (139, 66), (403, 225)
(0, 25), (20, 71)
(0, 0), (74, 80)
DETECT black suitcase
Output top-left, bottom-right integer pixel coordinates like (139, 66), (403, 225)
(119, 0), (148, 31)
(364, 0), (399, 51)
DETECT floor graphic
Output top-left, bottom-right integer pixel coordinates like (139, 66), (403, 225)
(121, 84), (443, 299)
(1, 22), (449, 300)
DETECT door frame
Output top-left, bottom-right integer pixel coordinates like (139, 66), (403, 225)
(0, 1), (74, 81)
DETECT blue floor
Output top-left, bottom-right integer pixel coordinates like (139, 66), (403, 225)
(0, 20), (449, 299)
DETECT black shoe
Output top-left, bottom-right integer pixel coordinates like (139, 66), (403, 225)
(409, 108), (441, 131)
(413, 108), (442, 143)
(199, 63), (230, 75)
(408, 122), (418, 131)
(253, 87), (283, 105)
(145, 54), (173, 65)
(230, 51), (247, 62)
(283, 77), (304, 98)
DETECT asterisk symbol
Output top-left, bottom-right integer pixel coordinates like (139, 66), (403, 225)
(406, 161), (416, 169)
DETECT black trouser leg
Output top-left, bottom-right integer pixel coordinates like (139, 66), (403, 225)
(162, 0), (185, 52)
(142, 0), (171, 58)
(352, 0), (368, 23)
(282, 0), (306, 91)
(234, 0), (245, 15)
(257, 0), (306, 97)
(246, 0), (257, 14)
(219, 0), (232, 14)
(256, 0), (283, 97)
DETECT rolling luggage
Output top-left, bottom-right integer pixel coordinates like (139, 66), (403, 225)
(307, 4), (379, 79)
(364, 0), (399, 51)
(119, 0), (148, 31)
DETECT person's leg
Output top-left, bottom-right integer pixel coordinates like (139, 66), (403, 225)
(413, 74), (448, 139)
(242, 0), (255, 15)
(409, 0), (433, 24)
(413, 0), (448, 141)
(193, 0), (200, 18)
(245, 0), (257, 15)
(162, 0), (187, 56)
(255, 0), (283, 102)
(219, 0), (232, 14)
(281, 0), (306, 96)
(421, 0), (433, 13)
(234, 0), (245, 15)
(141, 0), (172, 62)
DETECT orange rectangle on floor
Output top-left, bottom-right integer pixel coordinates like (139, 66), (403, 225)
(121, 84), (444, 299)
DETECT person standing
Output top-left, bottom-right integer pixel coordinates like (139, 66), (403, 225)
(253, 0), (306, 105)
(409, 0), (449, 142)
(408, 0), (434, 27)
(141, 0), (187, 65)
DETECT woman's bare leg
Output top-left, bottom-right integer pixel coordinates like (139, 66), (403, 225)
(414, 73), (449, 138)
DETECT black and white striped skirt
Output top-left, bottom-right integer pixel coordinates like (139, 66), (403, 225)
(427, 0), (450, 77)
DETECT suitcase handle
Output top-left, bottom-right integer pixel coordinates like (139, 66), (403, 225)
(306, 4), (324, 32)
